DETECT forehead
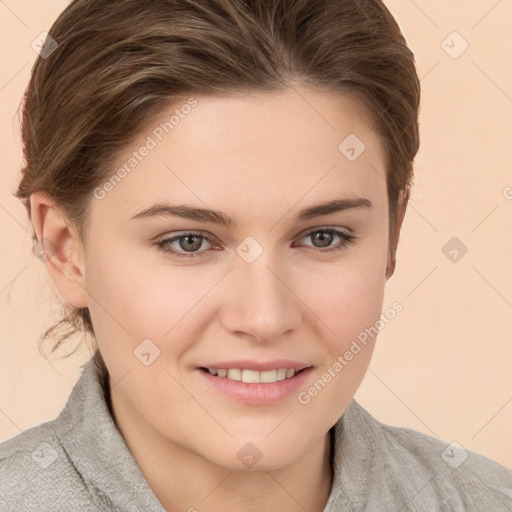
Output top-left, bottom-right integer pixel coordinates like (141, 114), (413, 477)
(91, 87), (387, 223)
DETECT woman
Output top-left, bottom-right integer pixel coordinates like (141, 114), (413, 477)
(1, 0), (511, 510)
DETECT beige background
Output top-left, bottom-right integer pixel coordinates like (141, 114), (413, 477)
(1, 0), (511, 469)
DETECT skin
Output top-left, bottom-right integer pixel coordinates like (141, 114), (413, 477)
(30, 86), (408, 512)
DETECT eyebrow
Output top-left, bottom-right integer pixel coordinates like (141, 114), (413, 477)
(130, 197), (373, 228)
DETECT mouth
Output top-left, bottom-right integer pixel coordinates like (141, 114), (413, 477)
(198, 366), (311, 384)
(196, 365), (314, 405)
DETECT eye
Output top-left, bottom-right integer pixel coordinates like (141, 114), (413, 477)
(155, 227), (356, 259)
(293, 228), (356, 254)
(156, 232), (216, 258)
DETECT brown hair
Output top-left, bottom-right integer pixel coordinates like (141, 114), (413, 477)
(15, 0), (420, 370)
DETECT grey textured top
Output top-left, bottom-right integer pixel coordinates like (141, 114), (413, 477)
(1, 357), (512, 511)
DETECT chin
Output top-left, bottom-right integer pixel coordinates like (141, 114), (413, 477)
(200, 435), (308, 472)
(219, 452), (298, 472)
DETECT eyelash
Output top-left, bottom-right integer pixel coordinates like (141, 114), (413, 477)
(155, 228), (356, 259)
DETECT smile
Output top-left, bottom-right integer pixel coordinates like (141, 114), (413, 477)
(201, 367), (303, 383)
(197, 366), (314, 405)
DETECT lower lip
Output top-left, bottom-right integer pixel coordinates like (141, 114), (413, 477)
(196, 367), (314, 405)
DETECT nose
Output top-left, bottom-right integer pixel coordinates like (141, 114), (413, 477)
(219, 251), (302, 344)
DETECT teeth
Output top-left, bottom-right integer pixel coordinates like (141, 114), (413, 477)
(206, 367), (298, 383)
(260, 370), (277, 383)
(276, 368), (287, 381)
(227, 368), (242, 381)
(242, 369), (260, 383)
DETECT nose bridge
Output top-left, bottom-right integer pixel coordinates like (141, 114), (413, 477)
(223, 243), (300, 342)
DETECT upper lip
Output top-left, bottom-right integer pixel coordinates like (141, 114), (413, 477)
(198, 360), (312, 372)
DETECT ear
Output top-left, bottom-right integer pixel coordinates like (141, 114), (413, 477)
(385, 188), (409, 280)
(30, 191), (89, 308)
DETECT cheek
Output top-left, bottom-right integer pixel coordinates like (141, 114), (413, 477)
(297, 257), (387, 405)
(293, 242), (388, 348)
(84, 243), (217, 354)
(293, 255), (387, 427)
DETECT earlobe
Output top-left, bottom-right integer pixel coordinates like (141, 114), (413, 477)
(29, 191), (89, 308)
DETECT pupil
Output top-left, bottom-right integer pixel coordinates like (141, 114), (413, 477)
(181, 235), (201, 252)
(314, 231), (332, 247)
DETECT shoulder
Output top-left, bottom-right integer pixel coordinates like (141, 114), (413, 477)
(377, 409), (512, 509)
(0, 421), (107, 511)
(334, 400), (512, 510)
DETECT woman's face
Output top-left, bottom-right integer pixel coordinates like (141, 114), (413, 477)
(81, 87), (392, 470)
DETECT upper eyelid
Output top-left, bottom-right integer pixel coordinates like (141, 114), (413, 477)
(295, 226), (353, 237)
(294, 228), (355, 247)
